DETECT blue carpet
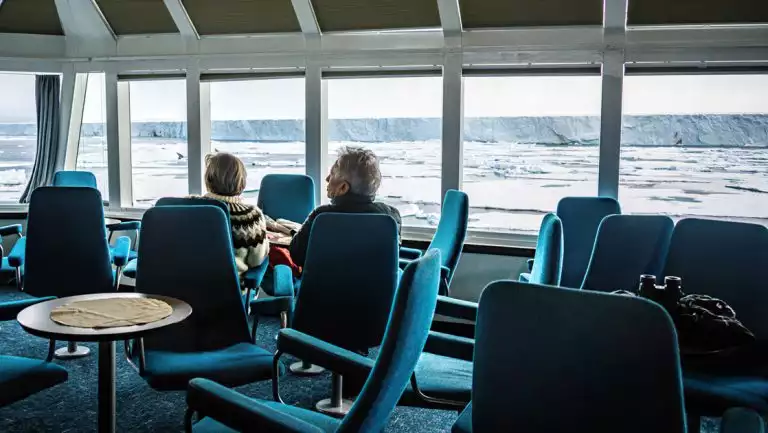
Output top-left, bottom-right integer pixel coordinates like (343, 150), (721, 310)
(0, 287), (721, 432)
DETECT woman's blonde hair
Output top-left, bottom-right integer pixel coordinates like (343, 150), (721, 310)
(204, 152), (247, 196)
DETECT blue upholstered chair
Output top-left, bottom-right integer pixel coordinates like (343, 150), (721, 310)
(272, 213), (400, 415)
(52, 170), (99, 188)
(661, 219), (768, 426)
(0, 294), (69, 405)
(551, 196), (621, 288)
(127, 205), (277, 391)
(249, 174), (315, 324)
(4, 187), (131, 360)
(580, 214), (674, 292)
(519, 213), (564, 285)
(53, 170), (141, 265)
(185, 249), (442, 432)
(452, 281), (764, 433)
(399, 190), (469, 296)
(257, 173), (315, 224)
(121, 197), (270, 304)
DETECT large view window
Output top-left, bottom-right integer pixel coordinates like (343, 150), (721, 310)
(463, 75), (602, 234)
(0, 73), (37, 204)
(327, 76), (442, 227)
(209, 77), (305, 204)
(621, 74), (768, 225)
(128, 79), (188, 207)
(77, 72), (109, 200)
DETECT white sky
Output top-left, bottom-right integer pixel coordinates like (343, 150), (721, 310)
(2, 71), (768, 124)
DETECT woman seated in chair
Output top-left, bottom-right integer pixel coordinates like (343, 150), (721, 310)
(203, 152), (268, 275)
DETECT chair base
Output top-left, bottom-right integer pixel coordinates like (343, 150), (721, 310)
(55, 343), (90, 359)
(289, 361), (325, 375)
(315, 398), (353, 417)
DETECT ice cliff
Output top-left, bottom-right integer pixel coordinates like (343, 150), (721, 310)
(3, 114), (767, 146)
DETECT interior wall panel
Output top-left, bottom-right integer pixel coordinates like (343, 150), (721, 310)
(0, 0), (64, 35)
(311, 0), (441, 32)
(95, 0), (179, 35)
(459, 0), (603, 29)
(182, 0), (300, 34)
(628, 0), (768, 25)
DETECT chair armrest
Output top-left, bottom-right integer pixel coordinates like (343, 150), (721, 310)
(423, 331), (474, 362)
(0, 296), (56, 321)
(527, 258), (534, 272)
(111, 236), (132, 268)
(243, 259), (269, 290)
(435, 296), (477, 322)
(277, 328), (375, 380)
(270, 264), (295, 298)
(187, 378), (323, 433)
(398, 258), (412, 270)
(721, 408), (765, 433)
(0, 224), (22, 238)
(8, 237), (25, 268)
(400, 246), (423, 260)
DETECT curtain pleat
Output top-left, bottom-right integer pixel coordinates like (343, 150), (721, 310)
(20, 75), (61, 203)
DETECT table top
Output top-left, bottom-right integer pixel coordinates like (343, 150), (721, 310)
(17, 293), (192, 342)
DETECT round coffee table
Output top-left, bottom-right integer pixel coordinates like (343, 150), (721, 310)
(18, 293), (192, 433)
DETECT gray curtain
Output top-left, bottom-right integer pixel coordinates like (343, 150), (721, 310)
(20, 75), (61, 203)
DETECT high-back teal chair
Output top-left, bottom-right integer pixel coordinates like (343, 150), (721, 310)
(185, 249), (442, 432)
(663, 218), (768, 426)
(272, 213), (400, 415)
(400, 189), (469, 296)
(4, 187), (131, 360)
(121, 197), (269, 305)
(519, 213), (564, 285)
(452, 281), (764, 433)
(257, 174), (315, 224)
(580, 214), (673, 292)
(555, 196), (621, 288)
(52, 170), (98, 188)
(128, 205), (277, 391)
(53, 169), (140, 266)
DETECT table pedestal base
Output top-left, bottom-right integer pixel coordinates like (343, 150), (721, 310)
(55, 341), (90, 359)
(98, 341), (115, 433)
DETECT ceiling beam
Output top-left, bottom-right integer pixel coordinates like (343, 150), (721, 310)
(290, 0), (321, 35)
(54, 0), (114, 40)
(437, 0), (462, 36)
(163, 0), (199, 39)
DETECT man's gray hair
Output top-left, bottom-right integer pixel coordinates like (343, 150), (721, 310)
(335, 146), (382, 196)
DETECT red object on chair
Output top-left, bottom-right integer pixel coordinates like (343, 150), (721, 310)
(268, 245), (302, 278)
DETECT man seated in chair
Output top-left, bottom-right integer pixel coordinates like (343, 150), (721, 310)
(289, 146), (402, 267)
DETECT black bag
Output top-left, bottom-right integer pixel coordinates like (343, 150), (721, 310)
(673, 294), (755, 354)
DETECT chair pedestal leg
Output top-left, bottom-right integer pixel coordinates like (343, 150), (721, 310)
(316, 373), (353, 418)
(55, 341), (90, 359)
(290, 359), (325, 375)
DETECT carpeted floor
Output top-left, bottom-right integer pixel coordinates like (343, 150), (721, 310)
(0, 287), (720, 433)
(0, 287), (458, 433)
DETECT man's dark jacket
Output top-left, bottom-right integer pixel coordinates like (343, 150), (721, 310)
(289, 193), (402, 267)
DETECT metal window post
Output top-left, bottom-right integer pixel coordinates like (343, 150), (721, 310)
(305, 58), (328, 205)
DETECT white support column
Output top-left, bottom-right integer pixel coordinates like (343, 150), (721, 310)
(291, 0), (321, 35)
(441, 52), (464, 200)
(187, 65), (209, 195)
(304, 61), (328, 205)
(598, 0), (628, 198)
(58, 64), (85, 171)
(163, 0), (199, 38)
(436, 0), (462, 35)
(105, 72), (133, 208)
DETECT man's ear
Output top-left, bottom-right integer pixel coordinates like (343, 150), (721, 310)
(338, 181), (350, 195)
